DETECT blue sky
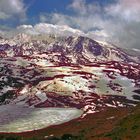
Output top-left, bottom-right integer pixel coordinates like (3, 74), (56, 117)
(0, 0), (116, 27)
(0, 0), (140, 50)
(25, 0), (115, 17)
(24, 0), (73, 25)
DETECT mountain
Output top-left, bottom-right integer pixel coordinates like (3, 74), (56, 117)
(0, 36), (3, 40)
(0, 34), (140, 132)
(0, 34), (139, 64)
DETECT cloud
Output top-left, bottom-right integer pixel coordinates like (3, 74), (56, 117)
(38, 0), (140, 50)
(0, 0), (26, 20)
(1, 0), (140, 50)
(104, 0), (140, 49)
(39, 0), (103, 32)
(68, 0), (101, 16)
(16, 23), (84, 36)
(106, 0), (140, 22)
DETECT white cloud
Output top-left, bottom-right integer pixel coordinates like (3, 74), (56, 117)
(17, 25), (33, 29)
(1, 0), (140, 50)
(69, 0), (101, 16)
(0, 0), (26, 20)
(16, 23), (84, 36)
(68, 0), (87, 15)
(0, 12), (10, 20)
(104, 0), (140, 49)
(87, 30), (109, 42)
(38, 0), (140, 50)
(106, 0), (140, 22)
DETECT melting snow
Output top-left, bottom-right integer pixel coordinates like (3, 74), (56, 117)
(0, 105), (83, 132)
(36, 90), (48, 102)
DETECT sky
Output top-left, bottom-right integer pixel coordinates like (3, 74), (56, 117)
(0, 0), (140, 50)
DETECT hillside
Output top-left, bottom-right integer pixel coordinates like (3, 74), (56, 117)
(0, 104), (139, 140)
(0, 34), (140, 137)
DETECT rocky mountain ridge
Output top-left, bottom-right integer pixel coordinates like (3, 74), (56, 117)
(0, 34), (139, 64)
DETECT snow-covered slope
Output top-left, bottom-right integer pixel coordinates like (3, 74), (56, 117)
(0, 34), (139, 64)
(0, 34), (140, 132)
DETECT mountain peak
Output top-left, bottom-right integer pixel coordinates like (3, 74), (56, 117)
(0, 34), (139, 63)
(12, 33), (31, 43)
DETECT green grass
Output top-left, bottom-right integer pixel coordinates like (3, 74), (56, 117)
(103, 105), (140, 140)
(48, 134), (85, 140)
(0, 134), (85, 140)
